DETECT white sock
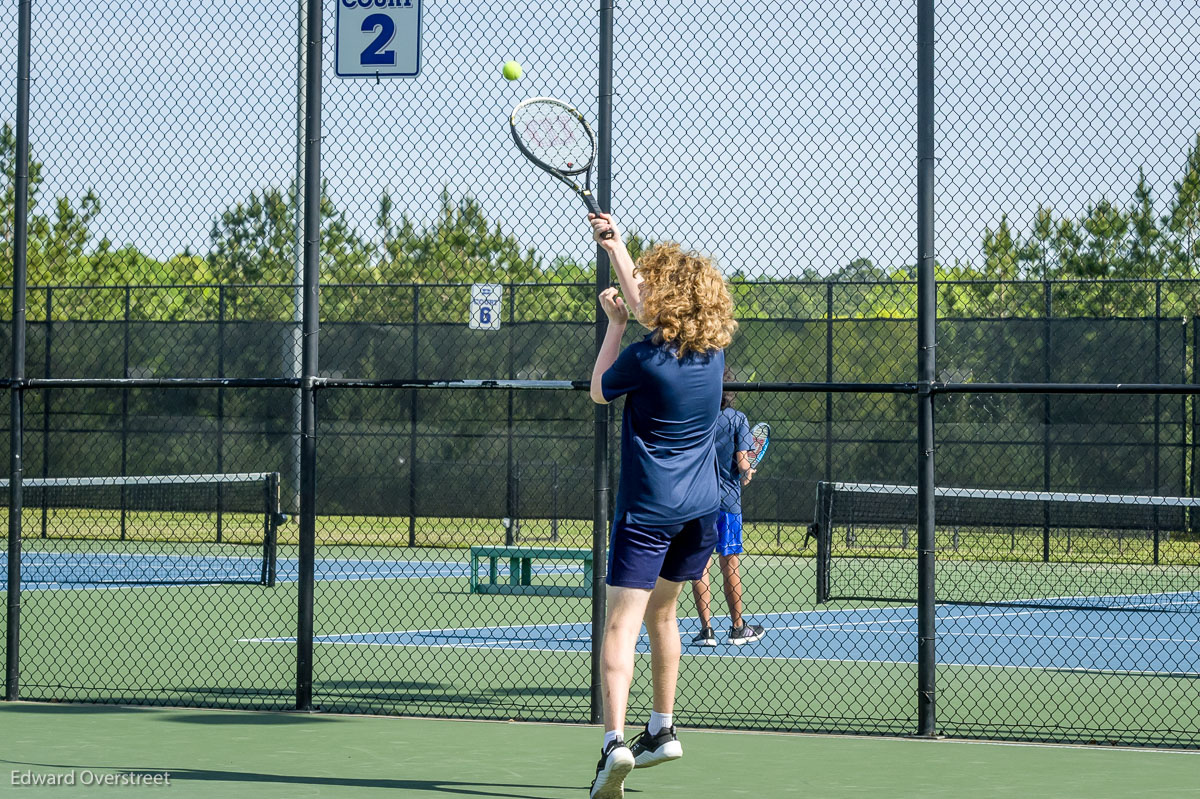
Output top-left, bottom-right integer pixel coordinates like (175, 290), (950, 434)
(603, 730), (623, 749)
(648, 711), (673, 735)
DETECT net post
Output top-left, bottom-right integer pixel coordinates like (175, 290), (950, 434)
(814, 482), (832, 604)
(264, 472), (280, 587)
(294, 0), (323, 713)
(551, 461), (559, 542)
(590, 0), (616, 727)
(915, 0), (938, 739)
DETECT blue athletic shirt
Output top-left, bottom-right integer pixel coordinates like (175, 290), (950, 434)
(601, 333), (724, 526)
(715, 407), (754, 514)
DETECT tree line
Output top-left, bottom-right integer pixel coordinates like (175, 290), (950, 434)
(4, 122), (1200, 323)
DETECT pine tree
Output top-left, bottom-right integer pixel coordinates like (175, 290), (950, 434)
(1166, 132), (1200, 276)
(1128, 169), (1163, 278)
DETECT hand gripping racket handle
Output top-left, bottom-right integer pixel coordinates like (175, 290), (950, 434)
(581, 191), (615, 240)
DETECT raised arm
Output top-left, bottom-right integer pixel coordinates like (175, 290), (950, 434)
(589, 213), (644, 321)
(590, 287), (628, 404)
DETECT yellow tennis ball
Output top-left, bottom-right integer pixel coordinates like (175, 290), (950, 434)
(502, 60), (523, 81)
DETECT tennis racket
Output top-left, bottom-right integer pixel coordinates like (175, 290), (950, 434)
(509, 97), (613, 239)
(749, 422), (770, 469)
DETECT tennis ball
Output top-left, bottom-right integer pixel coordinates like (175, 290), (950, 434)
(502, 60), (523, 81)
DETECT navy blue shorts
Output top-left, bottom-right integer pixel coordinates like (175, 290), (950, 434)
(607, 511), (720, 589)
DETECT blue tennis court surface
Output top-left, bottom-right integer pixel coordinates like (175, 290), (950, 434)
(243, 598), (1200, 676)
(1, 551), (583, 589)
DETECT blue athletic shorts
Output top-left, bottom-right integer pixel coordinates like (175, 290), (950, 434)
(607, 511), (720, 589)
(715, 511), (744, 557)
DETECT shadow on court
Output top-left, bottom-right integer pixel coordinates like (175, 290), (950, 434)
(0, 702), (157, 716)
(164, 711), (343, 725)
(164, 768), (603, 797)
(316, 680), (588, 698)
(0, 759), (596, 798)
(0, 701), (340, 724)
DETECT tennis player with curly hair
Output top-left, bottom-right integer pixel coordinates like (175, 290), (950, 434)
(585, 212), (737, 799)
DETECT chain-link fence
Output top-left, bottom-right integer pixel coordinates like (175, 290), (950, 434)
(4, 0), (1200, 748)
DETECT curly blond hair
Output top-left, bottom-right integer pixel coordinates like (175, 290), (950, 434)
(635, 242), (737, 358)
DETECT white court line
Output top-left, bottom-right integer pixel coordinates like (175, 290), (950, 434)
(237, 605), (912, 642)
(237, 595), (1197, 643)
(17, 553), (264, 562)
(284, 624), (1200, 647)
(801, 626), (1200, 645)
(774, 604), (1197, 632)
(937, 630), (1200, 644)
(235, 636), (1200, 677)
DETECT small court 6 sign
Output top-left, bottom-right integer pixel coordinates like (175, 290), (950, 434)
(469, 284), (503, 331)
(336, 0), (422, 78)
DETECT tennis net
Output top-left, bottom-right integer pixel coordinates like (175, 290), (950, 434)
(813, 481), (1200, 612)
(2, 472), (281, 587)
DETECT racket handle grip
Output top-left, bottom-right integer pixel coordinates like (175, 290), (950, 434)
(582, 192), (614, 239)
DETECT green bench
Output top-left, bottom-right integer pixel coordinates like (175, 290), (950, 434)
(469, 546), (593, 597)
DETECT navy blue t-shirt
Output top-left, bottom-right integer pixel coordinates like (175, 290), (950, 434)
(715, 407), (754, 514)
(601, 334), (724, 526)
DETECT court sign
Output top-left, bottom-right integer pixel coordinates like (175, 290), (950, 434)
(335, 0), (422, 78)
(469, 283), (503, 330)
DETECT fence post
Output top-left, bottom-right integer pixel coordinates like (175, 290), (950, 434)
(1042, 281), (1052, 562)
(216, 286), (226, 543)
(1180, 314), (1188, 536)
(1180, 314), (1187, 500)
(290, 0), (307, 519)
(121, 287), (130, 540)
(591, 0), (616, 726)
(1192, 319), (1198, 534)
(408, 286), (418, 548)
(825, 282), (834, 483)
(41, 288), (51, 538)
(295, 0), (323, 712)
(6, 0), (33, 701)
(1154, 281), (1161, 564)
(506, 284), (516, 545)
(915, 0), (937, 738)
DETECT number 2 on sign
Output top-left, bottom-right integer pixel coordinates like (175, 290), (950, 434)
(361, 14), (397, 66)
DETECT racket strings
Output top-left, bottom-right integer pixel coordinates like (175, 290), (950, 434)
(512, 102), (594, 174)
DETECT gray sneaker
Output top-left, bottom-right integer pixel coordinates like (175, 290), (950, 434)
(728, 623), (765, 645)
(690, 626), (717, 647)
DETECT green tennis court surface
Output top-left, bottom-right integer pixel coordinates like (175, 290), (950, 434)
(2, 703), (1196, 798)
(6, 542), (1196, 744)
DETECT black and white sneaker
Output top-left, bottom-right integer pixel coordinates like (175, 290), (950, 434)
(728, 623), (766, 645)
(589, 739), (634, 799)
(690, 626), (717, 647)
(629, 724), (683, 769)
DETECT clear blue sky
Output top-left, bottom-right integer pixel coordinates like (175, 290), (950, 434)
(3, 0), (1198, 278)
